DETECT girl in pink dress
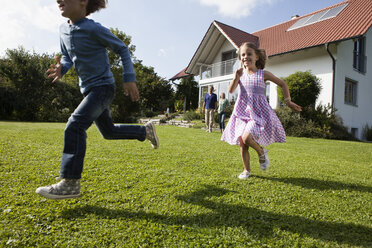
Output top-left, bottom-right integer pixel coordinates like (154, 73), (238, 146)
(221, 42), (302, 179)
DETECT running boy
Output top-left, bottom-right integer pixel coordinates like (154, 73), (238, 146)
(36, 0), (159, 199)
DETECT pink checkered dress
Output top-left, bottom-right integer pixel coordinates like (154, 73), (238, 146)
(221, 69), (286, 146)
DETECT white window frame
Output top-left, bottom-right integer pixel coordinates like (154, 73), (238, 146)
(344, 78), (358, 106)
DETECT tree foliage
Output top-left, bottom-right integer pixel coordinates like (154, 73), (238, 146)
(278, 70), (322, 108)
(274, 70), (355, 140)
(108, 28), (174, 121)
(0, 48), (81, 121)
(175, 76), (199, 111)
(0, 28), (174, 122)
(134, 62), (174, 113)
(275, 105), (356, 140)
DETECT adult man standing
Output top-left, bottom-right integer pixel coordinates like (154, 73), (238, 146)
(202, 85), (218, 132)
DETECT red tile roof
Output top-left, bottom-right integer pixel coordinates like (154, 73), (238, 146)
(169, 68), (190, 81)
(225, 0), (372, 56)
(214, 21), (259, 48)
(183, 0), (371, 75)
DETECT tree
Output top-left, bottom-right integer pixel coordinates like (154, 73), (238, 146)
(175, 76), (199, 111)
(0, 28), (174, 122)
(0, 47), (81, 121)
(0, 47), (48, 120)
(134, 62), (174, 113)
(275, 71), (355, 140)
(108, 28), (136, 67)
(278, 71), (322, 108)
(0, 76), (16, 119)
(108, 28), (174, 121)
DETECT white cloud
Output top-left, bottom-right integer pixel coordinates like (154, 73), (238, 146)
(0, 0), (63, 55)
(157, 47), (175, 58)
(158, 48), (167, 57)
(196, 0), (275, 18)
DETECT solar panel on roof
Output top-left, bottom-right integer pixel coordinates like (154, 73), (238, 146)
(287, 3), (348, 31)
(320, 4), (348, 20)
(287, 15), (312, 30)
(304, 11), (328, 25)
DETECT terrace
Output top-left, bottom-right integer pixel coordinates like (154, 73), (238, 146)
(199, 58), (240, 81)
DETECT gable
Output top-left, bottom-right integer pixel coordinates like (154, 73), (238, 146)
(186, 21), (258, 75)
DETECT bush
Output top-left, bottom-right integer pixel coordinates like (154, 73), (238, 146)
(144, 109), (158, 118)
(306, 104), (356, 140)
(275, 106), (357, 140)
(169, 112), (179, 119)
(279, 71), (322, 108)
(214, 112), (219, 124)
(0, 83), (16, 120)
(174, 100), (183, 112)
(160, 112), (179, 124)
(225, 104), (234, 118)
(362, 124), (372, 141)
(195, 108), (203, 117)
(275, 107), (324, 138)
(183, 110), (201, 122)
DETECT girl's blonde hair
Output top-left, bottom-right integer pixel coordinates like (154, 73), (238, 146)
(238, 42), (267, 69)
(86, 0), (107, 16)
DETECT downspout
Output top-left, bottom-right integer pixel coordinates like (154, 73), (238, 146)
(325, 43), (336, 111)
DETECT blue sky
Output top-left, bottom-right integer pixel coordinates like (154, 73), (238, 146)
(0, 0), (343, 80)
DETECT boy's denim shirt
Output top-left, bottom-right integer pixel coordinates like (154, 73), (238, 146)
(59, 18), (136, 94)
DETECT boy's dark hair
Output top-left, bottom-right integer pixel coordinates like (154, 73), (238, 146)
(86, 0), (107, 16)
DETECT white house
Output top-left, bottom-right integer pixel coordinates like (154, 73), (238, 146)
(171, 0), (372, 140)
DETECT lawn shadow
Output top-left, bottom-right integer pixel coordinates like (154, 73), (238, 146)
(254, 175), (372, 193)
(62, 185), (372, 247)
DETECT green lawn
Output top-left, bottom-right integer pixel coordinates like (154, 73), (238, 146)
(0, 121), (371, 247)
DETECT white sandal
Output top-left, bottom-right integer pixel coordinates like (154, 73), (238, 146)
(238, 171), (251, 179)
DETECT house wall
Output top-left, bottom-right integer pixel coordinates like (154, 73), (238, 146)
(199, 44), (335, 110)
(199, 40), (238, 104)
(266, 36), (372, 140)
(333, 28), (372, 139)
(265, 46), (334, 108)
(212, 40), (236, 64)
(197, 32), (372, 140)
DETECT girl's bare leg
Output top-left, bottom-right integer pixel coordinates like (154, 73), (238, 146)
(239, 137), (251, 173)
(242, 133), (266, 164)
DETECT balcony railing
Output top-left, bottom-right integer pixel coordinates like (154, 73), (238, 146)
(200, 59), (240, 80)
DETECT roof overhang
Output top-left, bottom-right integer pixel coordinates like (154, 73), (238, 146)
(185, 22), (233, 75)
(169, 68), (191, 81)
(185, 21), (259, 75)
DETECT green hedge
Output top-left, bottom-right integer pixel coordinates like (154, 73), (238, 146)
(275, 105), (357, 141)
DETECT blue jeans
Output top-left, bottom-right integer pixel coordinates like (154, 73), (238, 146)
(60, 85), (146, 179)
(218, 112), (226, 130)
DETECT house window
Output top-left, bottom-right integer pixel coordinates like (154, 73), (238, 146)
(222, 50), (238, 61)
(353, 37), (366, 73)
(221, 50), (238, 76)
(344, 78), (358, 106)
